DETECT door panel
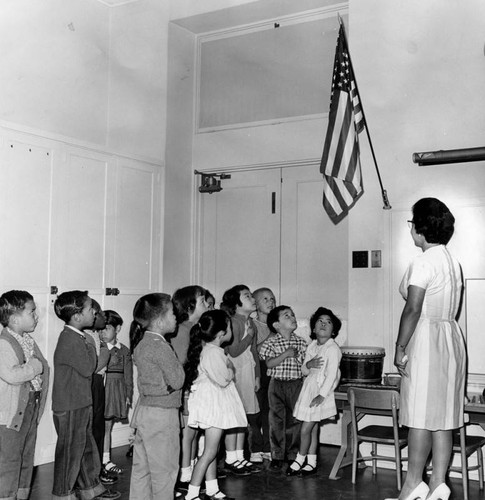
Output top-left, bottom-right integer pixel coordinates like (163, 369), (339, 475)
(281, 166), (349, 320)
(199, 169), (281, 303)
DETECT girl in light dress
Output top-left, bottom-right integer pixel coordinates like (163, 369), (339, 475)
(99, 310), (133, 474)
(171, 285), (210, 494)
(221, 285), (260, 474)
(287, 307), (342, 476)
(184, 309), (247, 500)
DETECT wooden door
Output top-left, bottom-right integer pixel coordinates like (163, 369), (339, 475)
(197, 168), (281, 303)
(280, 165), (349, 320)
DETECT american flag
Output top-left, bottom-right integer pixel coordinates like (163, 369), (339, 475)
(320, 24), (365, 224)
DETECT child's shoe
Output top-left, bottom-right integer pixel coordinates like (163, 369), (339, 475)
(99, 468), (118, 485)
(300, 464), (317, 476)
(224, 460), (251, 476)
(104, 461), (123, 474)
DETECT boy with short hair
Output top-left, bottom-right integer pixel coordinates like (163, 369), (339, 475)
(0, 290), (50, 500)
(250, 287), (276, 462)
(259, 305), (307, 470)
(52, 290), (113, 500)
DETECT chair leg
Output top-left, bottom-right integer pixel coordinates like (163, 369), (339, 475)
(395, 444), (402, 491)
(352, 437), (358, 484)
(372, 443), (377, 475)
(460, 426), (469, 500)
(478, 447), (484, 490)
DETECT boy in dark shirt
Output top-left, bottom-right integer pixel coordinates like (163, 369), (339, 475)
(52, 290), (115, 500)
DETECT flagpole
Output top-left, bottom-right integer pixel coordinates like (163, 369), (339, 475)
(337, 15), (391, 210)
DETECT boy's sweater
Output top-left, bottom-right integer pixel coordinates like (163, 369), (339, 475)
(52, 326), (97, 412)
(134, 332), (185, 408)
(0, 327), (50, 429)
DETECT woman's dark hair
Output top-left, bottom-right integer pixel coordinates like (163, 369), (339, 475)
(412, 197), (455, 245)
(184, 309), (230, 391)
(104, 309), (123, 329)
(310, 307), (342, 340)
(220, 284), (249, 316)
(0, 290), (34, 327)
(172, 285), (206, 324)
(129, 293), (172, 353)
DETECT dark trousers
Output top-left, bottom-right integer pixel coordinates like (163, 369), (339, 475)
(268, 378), (303, 461)
(0, 391), (39, 500)
(52, 406), (105, 500)
(91, 374), (105, 464)
(248, 366), (271, 454)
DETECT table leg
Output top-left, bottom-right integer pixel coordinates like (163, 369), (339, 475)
(329, 408), (367, 480)
(329, 408), (353, 480)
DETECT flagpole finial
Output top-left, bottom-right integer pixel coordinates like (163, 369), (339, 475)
(337, 12), (343, 25)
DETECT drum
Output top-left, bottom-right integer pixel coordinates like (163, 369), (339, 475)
(340, 346), (385, 384)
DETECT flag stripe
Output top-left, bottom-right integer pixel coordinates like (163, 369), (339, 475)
(320, 24), (365, 224)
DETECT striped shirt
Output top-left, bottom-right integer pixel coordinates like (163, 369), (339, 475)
(259, 332), (306, 381)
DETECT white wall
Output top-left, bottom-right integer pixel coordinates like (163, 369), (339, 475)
(0, 0), (168, 161)
(165, 0), (485, 374)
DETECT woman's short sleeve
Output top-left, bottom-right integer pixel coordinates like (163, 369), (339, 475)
(407, 256), (434, 290)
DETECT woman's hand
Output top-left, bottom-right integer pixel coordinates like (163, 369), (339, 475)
(310, 395), (325, 407)
(394, 348), (409, 377)
(306, 355), (323, 370)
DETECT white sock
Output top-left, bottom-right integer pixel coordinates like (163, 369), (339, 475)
(185, 485), (200, 500)
(180, 466), (192, 482)
(302, 454), (317, 469)
(235, 449), (245, 461)
(103, 452), (110, 464)
(226, 450), (238, 464)
(291, 453), (306, 470)
(205, 479), (219, 496)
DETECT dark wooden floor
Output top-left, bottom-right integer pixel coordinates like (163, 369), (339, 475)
(30, 444), (485, 500)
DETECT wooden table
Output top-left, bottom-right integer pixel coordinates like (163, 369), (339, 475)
(329, 387), (485, 481)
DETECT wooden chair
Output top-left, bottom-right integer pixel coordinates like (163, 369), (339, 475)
(447, 425), (485, 500)
(348, 387), (408, 490)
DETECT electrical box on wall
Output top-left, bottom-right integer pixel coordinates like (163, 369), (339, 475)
(371, 250), (382, 268)
(352, 251), (368, 268)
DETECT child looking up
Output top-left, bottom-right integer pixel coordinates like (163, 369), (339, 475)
(0, 290), (49, 500)
(288, 307), (342, 476)
(129, 293), (185, 500)
(221, 285), (260, 474)
(52, 290), (107, 499)
(172, 286), (209, 493)
(84, 301), (119, 487)
(251, 287), (276, 462)
(185, 309), (247, 500)
(259, 305), (307, 471)
(99, 310), (133, 475)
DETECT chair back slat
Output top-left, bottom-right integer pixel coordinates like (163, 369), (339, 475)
(348, 387), (400, 411)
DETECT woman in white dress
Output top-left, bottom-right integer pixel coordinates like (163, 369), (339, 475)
(287, 307), (342, 477)
(388, 198), (466, 500)
(184, 309), (247, 500)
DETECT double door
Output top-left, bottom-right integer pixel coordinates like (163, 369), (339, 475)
(0, 132), (162, 463)
(196, 164), (349, 321)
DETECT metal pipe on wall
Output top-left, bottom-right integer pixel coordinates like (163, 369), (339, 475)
(413, 146), (485, 166)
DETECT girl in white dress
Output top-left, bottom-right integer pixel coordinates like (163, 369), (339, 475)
(287, 307), (342, 477)
(184, 310), (247, 500)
